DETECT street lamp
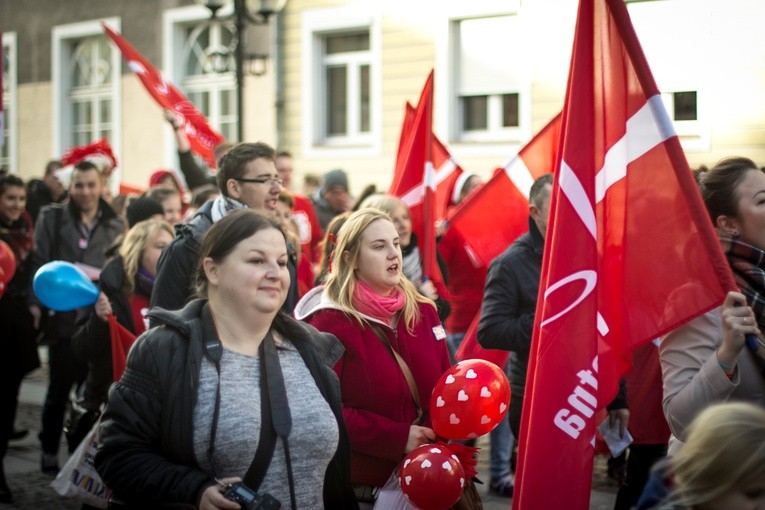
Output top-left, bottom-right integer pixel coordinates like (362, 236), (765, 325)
(196, 0), (286, 141)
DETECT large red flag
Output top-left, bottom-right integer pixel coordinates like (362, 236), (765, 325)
(101, 23), (225, 168)
(388, 71), (444, 284)
(446, 114), (561, 269)
(513, 1), (734, 508)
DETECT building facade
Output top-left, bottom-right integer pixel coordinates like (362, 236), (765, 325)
(2, 0), (765, 193)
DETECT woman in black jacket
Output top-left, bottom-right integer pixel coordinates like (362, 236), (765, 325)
(0, 172), (39, 503)
(95, 209), (357, 509)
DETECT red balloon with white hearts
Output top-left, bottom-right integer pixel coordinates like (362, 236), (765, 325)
(399, 444), (465, 510)
(430, 359), (511, 440)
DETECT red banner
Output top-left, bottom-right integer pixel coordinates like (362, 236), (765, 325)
(512, 1), (734, 508)
(108, 315), (137, 382)
(101, 22), (225, 168)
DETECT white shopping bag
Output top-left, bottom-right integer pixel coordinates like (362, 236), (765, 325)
(50, 419), (111, 508)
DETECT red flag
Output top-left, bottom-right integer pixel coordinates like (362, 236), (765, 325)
(446, 114), (561, 269)
(393, 102), (464, 224)
(101, 23), (225, 168)
(389, 71), (444, 285)
(108, 315), (137, 382)
(513, 1), (734, 508)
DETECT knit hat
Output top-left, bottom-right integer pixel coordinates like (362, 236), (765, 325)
(126, 196), (164, 228)
(322, 169), (348, 194)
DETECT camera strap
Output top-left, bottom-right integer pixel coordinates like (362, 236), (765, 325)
(203, 304), (296, 509)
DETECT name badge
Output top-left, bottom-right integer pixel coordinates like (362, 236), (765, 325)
(78, 238), (88, 250)
(432, 325), (446, 341)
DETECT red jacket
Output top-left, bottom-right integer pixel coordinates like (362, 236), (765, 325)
(295, 286), (452, 486)
(438, 227), (488, 334)
(292, 194), (324, 264)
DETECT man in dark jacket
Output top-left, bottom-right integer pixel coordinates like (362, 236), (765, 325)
(28, 160), (125, 474)
(477, 173), (628, 445)
(151, 142), (299, 316)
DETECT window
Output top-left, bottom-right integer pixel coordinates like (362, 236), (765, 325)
(68, 36), (114, 147)
(301, 6), (381, 157)
(628, 1), (708, 147)
(322, 31), (370, 141)
(53, 19), (121, 162)
(182, 21), (238, 142)
(1, 33), (16, 172)
(454, 15), (528, 142)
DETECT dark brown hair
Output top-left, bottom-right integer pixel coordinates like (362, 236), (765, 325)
(695, 157), (759, 223)
(215, 142), (275, 196)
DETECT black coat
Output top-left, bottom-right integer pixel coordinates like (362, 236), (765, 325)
(95, 299), (357, 508)
(71, 256), (135, 409)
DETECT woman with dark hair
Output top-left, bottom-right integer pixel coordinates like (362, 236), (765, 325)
(95, 209), (356, 509)
(295, 208), (451, 508)
(661, 157), (765, 457)
(0, 172), (39, 502)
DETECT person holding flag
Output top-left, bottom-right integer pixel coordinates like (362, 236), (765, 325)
(660, 158), (765, 457)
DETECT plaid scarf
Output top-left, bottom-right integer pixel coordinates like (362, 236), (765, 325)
(720, 235), (765, 329)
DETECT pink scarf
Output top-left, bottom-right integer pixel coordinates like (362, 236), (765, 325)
(352, 278), (405, 325)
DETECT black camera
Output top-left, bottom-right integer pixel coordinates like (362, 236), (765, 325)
(223, 482), (281, 510)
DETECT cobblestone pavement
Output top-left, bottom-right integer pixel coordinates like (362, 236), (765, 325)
(3, 367), (617, 509)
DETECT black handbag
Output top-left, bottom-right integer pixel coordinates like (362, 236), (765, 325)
(64, 399), (101, 453)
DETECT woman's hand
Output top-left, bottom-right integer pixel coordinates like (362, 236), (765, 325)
(94, 292), (113, 322)
(719, 291), (759, 368)
(405, 425), (437, 453)
(199, 477), (243, 510)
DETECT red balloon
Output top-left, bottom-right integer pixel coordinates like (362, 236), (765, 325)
(0, 240), (16, 288)
(399, 444), (465, 510)
(430, 359), (511, 440)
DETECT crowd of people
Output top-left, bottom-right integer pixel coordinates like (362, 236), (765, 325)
(1, 118), (765, 509)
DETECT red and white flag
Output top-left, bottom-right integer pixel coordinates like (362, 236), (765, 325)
(513, 1), (734, 508)
(389, 71), (445, 285)
(392, 101), (464, 223)
(101, 23), (225, 168)
(446, 114), (561, 269)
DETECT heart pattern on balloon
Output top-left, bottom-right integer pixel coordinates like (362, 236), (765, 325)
(457, 390), (469, 401)
(421, 459), (432, 468)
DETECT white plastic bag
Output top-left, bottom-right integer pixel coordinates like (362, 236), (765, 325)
(50, 419), (111, 508)
(373, 465), (416, 510)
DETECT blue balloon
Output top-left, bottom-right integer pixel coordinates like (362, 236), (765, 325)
(33, 261), (100, 312)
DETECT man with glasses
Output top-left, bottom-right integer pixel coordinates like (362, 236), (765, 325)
(151, 142), (299, 316)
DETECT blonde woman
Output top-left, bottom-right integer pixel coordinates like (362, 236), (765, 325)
(295, 208), (451, 507)
(72, 219), (174, 415)
(639, 402), (765, 509)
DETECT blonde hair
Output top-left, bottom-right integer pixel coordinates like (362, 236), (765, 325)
(670, 402), (765, 507)
(324, 208), (434, 333)
(360, 194), (405, 216)
(118, 219), (174, 294)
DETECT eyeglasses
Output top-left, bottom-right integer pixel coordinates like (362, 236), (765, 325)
(235, 176), (284, 187)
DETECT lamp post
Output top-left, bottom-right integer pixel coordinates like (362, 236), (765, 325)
(196, 0), (286, 142)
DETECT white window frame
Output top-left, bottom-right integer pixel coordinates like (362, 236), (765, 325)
(301, 6), (382, 159)
(435, 2), (530, 158)
(163, 5), (237, 168)
(1, 32), (17, 173)
(52, 18), (122, 168)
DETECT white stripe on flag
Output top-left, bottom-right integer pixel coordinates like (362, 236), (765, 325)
(400, 158), (459, 207)
(595, 95), (674, 203)
(504, 155), (535, 200)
